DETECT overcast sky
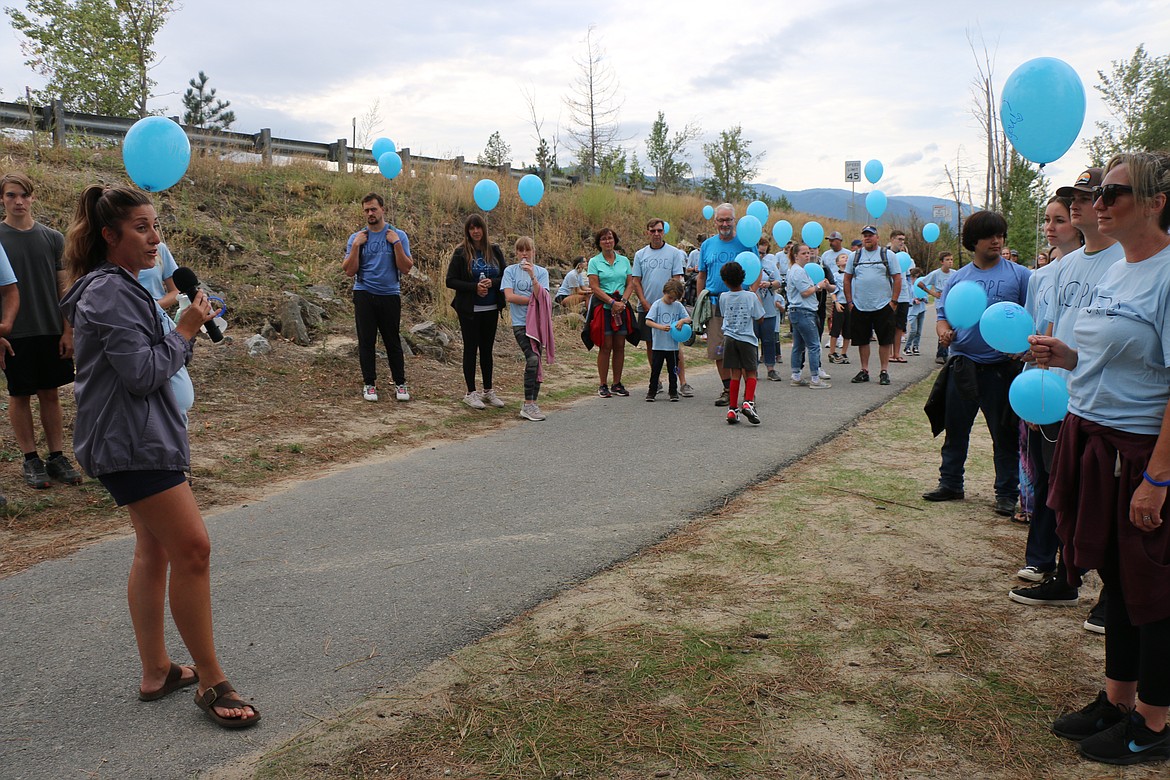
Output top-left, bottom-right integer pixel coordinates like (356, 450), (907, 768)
(2, 0), (1166, 201)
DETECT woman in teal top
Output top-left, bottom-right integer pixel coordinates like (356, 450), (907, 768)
(586, 227), (632, 397)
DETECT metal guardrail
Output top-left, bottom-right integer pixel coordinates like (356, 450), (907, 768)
(0, 98), (622, 192)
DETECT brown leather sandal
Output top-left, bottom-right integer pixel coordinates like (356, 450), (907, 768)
(194, 681), (261, 729)
(139, 662), (198, 702)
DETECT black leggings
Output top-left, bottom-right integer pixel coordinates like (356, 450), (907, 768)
(353, 290), (405, 386)
(458, 310), (498, 392)
(1101, 564), (1170, 705)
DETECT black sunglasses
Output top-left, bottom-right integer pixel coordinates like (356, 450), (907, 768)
(1091, 184), (1134, 207)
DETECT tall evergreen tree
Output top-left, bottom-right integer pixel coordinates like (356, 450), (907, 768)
(182, 71), (236, 130)
(702, 126), (761, 203)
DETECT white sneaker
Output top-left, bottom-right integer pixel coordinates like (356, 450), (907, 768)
(810, 378), (831, 389)
(395, 384), (411, 402)
(481, 388), (505, 408)
(463, 391), (486, 409)
(1016, 565), (1051, 582)
(520, 402), (546, 421)
(362, 384), (378, 402)
(818, 367), (832, 380)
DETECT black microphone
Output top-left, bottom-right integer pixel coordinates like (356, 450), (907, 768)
(171, 266), (224, 343)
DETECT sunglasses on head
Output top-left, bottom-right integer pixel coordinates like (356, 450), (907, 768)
(1091, 184), (1134, 207)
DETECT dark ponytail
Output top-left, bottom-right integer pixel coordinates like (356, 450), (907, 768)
(64, 185), (153, 282)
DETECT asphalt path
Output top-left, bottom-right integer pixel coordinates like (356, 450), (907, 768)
(1, 324), (940, 779)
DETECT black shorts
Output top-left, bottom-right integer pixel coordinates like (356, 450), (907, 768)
(850, 305), (896, 347)
(894, 301), (910, 331)
(98, 469), (188, 506)
(3, 335), (75, 396)
(722, 337), (758, 371)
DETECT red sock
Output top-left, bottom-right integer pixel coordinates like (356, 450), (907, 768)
(728, 379), (740, 408)
(744, 376), (757, 402)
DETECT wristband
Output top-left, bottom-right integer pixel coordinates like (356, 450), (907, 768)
(1143, 470), (1170, 487)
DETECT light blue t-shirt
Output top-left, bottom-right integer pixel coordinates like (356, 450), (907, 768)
(686, 248), (701, 271)
(137, 242), (178, 301)
(920, 267), (954, 297)
(500, 263), (549, 327)
(632, 244), (685, 312)
(156, 303), (194, 423)
(757, 254), (782, 316)
(719, 289), (765, 346)
(845, 248), (901, 311)
(785, 263), (819, 312)
(896, 256), (917, 303)
(1067, 245), (1170, 435)
(0, 243), (16, 286)
(646, 297), (688, 352)
(937, 258), (1031, 363)
(1045, 242), (1126, 350)
(1024, 260), (1060, 336)
(346, 225), (410, 295)
(700, 235), (756, 297)
(556, 268), (587, 297)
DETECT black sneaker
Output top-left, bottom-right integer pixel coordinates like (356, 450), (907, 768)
(851, 370), (870, 383)
(1078, 709), (1170, 765)
(645, 391), (656, 402)
(611, 382), (629, 397)
(22, 457), (51, 489)
(46, 454), (83, 485)
(668, 392), (680, 402)
(1053, 691), (1127, 741)
(598, 384), (611, 398)
(1084, 594), (1106, 634)
(741, 401), (760, 425)
(879, 370), (891, 386)
(1009, 576), (1079, 606)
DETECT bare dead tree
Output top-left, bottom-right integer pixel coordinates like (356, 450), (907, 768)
(967, 28), (1008, 211)
(563, 25), (625, 178)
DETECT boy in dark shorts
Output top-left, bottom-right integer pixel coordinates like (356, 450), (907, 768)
(717, 261), (765, 425)
(0, 172), (82, 490)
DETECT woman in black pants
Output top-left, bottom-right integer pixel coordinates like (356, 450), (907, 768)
(446, 214), (507, 409)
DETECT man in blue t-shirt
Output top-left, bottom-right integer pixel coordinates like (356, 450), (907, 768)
(697, 204), (757, 406)
(925, 211), (1031, 518)
(343, 192), (414, 403)
(632, 218), (693, 397)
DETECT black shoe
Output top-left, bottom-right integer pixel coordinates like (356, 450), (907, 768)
(1079, 709), (1170, 765)
(1052, 691), (1127, 741)
(1084, 594), (1106, 634)
(598, 384), (611, 398)
(879, 370), (891, 385)
(922, 485), (964, 502)
(46, 454), (83, 485)
(741, 401), (760, 425)
(851, 370), (870, 383)
(22, 457), (51, 489)
(1008, 576), (1079, 606)
(994, 496), (1016, 517)
(715, 389), (730, 406)
(611, 382), (629, 397)
(645, 391), (655, 402)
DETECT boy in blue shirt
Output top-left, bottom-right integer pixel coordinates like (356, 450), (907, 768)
(644, 279), (691, 402)
(718, 262), (765, 425)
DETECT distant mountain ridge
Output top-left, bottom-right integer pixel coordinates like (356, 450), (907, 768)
(752, 184), (972, 225)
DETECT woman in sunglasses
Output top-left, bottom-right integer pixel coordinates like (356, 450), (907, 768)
(1030, 151), (1170, 765)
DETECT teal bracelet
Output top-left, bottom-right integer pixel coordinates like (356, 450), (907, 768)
(1143, 470), (1170, 487)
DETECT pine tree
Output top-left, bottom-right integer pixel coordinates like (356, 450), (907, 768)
(182, 71), (235, 130)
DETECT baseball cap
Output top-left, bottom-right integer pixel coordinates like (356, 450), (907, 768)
(827, 231), (843, 240)
(1056, 167), (1103, 197)
(861, 225), (878, 235)
(850, 239), (862, 247)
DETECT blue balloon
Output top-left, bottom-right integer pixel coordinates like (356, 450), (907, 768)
(1010, 369), (1070, 425)
(805, 262), (826, 285)
(914, 284), (928, 300)
(864, 159), (883, 184)
(772, 219), (793, 246)
(922, 222), (941, 243)
(378, 151), (402, 180)
(736, 215), (762, 247)
(866, 190), (887, 219)
(942, 281), (988, 329)
(735, 250), (762, 286)
(979, 301), (1034, 354)
(670, 322), (693, 343)
(746, 200), (769, 227)
(371, 137), (396, 161)
(663, 221), (670, 235)
(896, 251), (912, 273)
(473, 179), (500, 211)
(1001, 57), (1086, 165)
(122, 116), (190, 192)
(802, 221), (825, 247)
(518, 173), (544, 207)
(702, 205), (714, 220)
